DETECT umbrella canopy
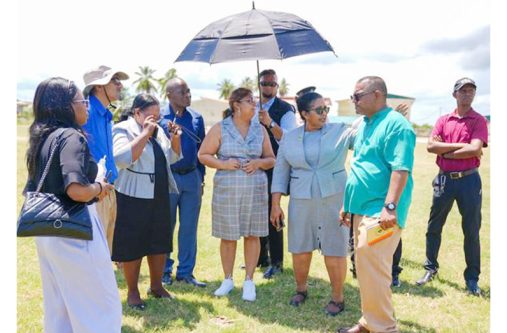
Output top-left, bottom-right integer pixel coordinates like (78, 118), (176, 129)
(175, 8), (336, 64)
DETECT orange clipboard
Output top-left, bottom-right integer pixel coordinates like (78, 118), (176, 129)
(366, 222), (394, 246)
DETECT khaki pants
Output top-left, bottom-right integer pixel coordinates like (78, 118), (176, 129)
(95, 190), (117, 255)
(354, 215), (401, 333)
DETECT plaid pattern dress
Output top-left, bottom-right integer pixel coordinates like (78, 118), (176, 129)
(211, 116), (269, 240)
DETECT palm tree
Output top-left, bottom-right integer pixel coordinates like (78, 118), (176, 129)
(158, 68), (178, 99)
(240, 76), (257, 92)
(217, 79), (235, 100)
(132, 66), (158, 94)
(279, 78), (289, 97)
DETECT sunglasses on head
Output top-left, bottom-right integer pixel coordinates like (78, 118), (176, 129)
(260, 81), (278, 87)
(310, 106), (330, 115)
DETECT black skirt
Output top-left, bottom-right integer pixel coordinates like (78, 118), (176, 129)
(111, 137), (172, 262)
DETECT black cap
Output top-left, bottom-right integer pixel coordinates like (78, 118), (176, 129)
(453, 77), (476, 92)
(296, 86), (316, 98)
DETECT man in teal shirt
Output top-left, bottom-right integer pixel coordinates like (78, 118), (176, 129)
(338, 76), (415, 333)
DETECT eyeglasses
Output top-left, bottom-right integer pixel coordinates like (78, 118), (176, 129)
(239, 98), (256, 105)
(260, 81), (278, 87)
(350, 90), (375, 102)
(73, 99), (90, 108)
(110, 77), (122, 86)
(310, 106), (330, 115)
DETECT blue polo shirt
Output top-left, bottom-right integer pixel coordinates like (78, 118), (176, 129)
(343, 107), (416, 228)
(159, 105), (206, 181)
(82, 95), (118, 182)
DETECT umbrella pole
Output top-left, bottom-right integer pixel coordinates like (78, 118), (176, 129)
(256, 59), (261, 104)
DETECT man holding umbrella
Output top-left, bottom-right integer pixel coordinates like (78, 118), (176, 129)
(255, 69), (297, 279)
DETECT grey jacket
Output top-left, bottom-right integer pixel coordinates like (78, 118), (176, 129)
(112, 117), (181, 199)
(271, 123), (355, 199)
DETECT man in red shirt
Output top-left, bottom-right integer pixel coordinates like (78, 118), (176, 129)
(416, 78), (488, 296)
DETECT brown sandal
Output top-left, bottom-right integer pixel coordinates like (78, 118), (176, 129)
(289, 290), (308, 307)
(325, 300), (345, 316)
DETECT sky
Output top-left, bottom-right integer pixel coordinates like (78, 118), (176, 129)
(16, 0), (491, 126)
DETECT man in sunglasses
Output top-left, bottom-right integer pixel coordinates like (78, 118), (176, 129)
(82, 65), (129, 255)
(255, 69), (297, 279)
(338, 76), (415, 333)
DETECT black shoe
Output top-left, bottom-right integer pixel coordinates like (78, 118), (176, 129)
(162, 272), (173, 286)
(128, 302), (146, 311)
(176, 275), (207, 288)
(263, 264), (283, 279)
(466, 280), (481, 296)
(416, 270), (437, 286)
(391, 274), (401, 288)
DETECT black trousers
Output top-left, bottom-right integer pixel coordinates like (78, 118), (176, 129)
(258, 170), (284, 267)
(423, 172), (482, 282)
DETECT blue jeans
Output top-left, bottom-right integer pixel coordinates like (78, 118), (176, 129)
(424, 171), (482, 282)
(164, 169), (202, 278)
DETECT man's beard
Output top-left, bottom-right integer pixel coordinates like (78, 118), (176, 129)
(262, 91), (274, 99)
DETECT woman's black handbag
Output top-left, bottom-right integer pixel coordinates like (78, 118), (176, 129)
(17, 131), (93, 240)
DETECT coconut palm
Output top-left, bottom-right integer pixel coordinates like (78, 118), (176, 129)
(132, 66), (158, 94)
(240, 76), (257, 92)
(158, 68), (178, 99)
(217, 79), (235, 100)
(279, 78), (289, 97)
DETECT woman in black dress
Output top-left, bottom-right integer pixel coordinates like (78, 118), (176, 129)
(112, 94), (181, 309)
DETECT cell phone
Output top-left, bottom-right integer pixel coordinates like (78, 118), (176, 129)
(152, 127), (159, 138)
(276, 218), (285, 232)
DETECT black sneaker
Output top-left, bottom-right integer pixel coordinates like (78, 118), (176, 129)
(391, 274), (401, 288)
(466, 280), (481, 296)
(162, 272), (173, 286)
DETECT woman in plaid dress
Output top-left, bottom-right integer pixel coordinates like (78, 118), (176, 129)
(198, 88), (275, 301)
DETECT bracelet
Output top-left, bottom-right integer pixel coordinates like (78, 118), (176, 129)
(95, 181), (103, 196)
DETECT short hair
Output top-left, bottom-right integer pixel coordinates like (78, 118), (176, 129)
(223, 87), (253, 119)
(357, 76), (387, 96)
(259, 69), (276, 78)
(131, 93), (160, 112)
(166, 77), (184, 93)
(295, 91), (322, 120)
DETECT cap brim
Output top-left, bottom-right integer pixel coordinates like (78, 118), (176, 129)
(83, 70), (129, 96)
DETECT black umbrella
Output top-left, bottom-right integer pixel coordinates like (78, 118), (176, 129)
(175, 2), (336, 95)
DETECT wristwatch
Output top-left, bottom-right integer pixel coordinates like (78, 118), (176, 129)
(384, 202), (397, 211)
(269, 120), (276, 129)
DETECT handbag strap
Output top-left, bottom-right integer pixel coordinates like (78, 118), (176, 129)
(34, 128), (67, 193)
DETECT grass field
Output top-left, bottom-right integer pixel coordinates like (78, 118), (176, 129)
(16, 124), (490, 332)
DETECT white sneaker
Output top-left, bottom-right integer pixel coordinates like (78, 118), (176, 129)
(242, 279), (256, 301)
(214, 278), (234, 296)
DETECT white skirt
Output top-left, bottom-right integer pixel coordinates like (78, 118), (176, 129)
(35, 203), (122, 333)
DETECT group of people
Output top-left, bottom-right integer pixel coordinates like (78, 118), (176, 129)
(24, 62), (488, 332)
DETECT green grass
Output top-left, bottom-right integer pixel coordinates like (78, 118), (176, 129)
(17, 124), (490, 332)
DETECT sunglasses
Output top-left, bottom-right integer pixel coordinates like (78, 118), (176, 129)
(260, 81), (278, 87)
(110, 77), (123, 86)
(73, 99), (90, 108)
(350, 90), (375, 102)
(239, 98), (256, 105)
(310, 106), (330, 115)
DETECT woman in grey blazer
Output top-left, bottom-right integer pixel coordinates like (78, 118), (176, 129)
(112, 94), (181, 310)
(270, 91), (355, 316)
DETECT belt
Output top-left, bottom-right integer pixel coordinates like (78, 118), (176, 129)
(439, 168), (478, 180)
(171, 166), (196, 175)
